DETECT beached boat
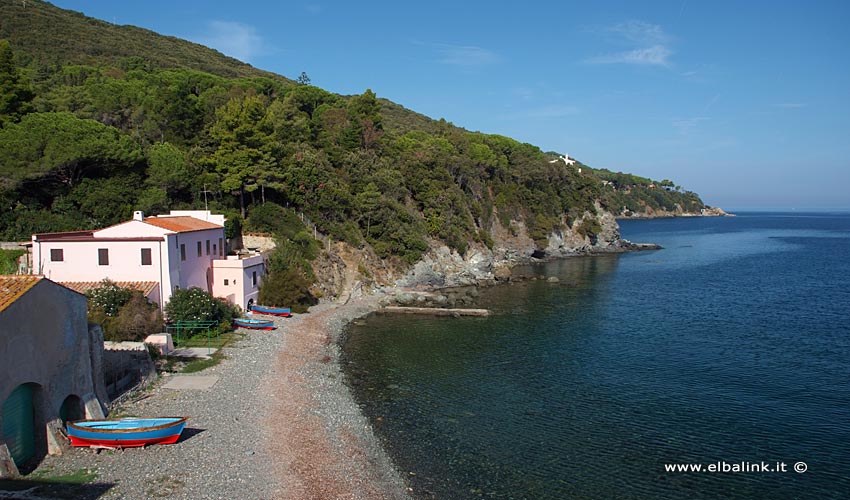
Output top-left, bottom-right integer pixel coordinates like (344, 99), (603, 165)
(66, 416), (188, 448)
(233, 317), (276, 330)
(249, 304), (292, 317)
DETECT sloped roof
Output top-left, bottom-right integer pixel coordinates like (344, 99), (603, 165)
(0, 275), (43, 313)
(32, 230), (95, 241)
(60, 281), (159, 297)
(143, 216), (223, 233)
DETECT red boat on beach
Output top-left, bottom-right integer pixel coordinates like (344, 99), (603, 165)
(66, 417), (188, 448)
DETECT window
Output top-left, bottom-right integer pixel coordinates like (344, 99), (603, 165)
(98, 248), (109, 266)
(224, 279), (229, 286)
(180, 243), (186, 261)
(206, 240), (210, 255)
(219, 238), (224, 256)
(252, 271), (257, 287)
(50, 248), (64, 262)
(197, 241), (202, 257)
(141, 248), (152, 266)
(212, 244), (217, 256)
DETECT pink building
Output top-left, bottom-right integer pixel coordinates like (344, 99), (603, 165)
(31, 211), (264, 311)
(211, 254), (265, 310)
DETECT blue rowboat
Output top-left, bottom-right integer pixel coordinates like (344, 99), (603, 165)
(67, 416), (188, 448)
(233, 317), (275, 330)
(249, 304), (291, 317)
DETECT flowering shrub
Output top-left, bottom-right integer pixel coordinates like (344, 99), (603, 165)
(164, 287), (238, 324)
(87, 279), (133, 316)
(86, 279), (162, 341)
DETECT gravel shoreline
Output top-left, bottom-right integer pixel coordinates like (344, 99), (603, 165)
(265, 296), (411, 500)
(24, 295), (408, 500)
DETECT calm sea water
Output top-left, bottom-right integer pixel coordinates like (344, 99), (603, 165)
(342, 213), (850, 499)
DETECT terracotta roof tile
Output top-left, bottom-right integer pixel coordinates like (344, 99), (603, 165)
(0, 275), (43, 313)
(143, 216), (222, 233)
(60, 281), (159, 297)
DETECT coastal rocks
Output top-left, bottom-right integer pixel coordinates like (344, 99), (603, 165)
(544, 205), (621, 257)
(546, 276), (560, 283)
(493, 265), (512, 282)
(312, 250), (348, 300)
(241, 233), (277, 252)
(384, 287), (480, 309)
(701, 206), (732, 217)
(616, 240), (663, 251)
(489, 216), (537, 262)
(317, 205), (661, 303)
(594, 209), (621, 246)
(396, 244), (494, 289)
(618, 203), (733, 219)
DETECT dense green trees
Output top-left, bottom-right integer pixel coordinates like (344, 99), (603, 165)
(0, 33), (705, 262)
(0, 39), (33, 127)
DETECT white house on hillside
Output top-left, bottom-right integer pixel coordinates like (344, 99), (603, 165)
(31, 210), (264, 311)
(548, 153), (577, 166)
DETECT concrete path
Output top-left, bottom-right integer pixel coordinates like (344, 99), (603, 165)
(170, 347), (218, 359)
(162, 375), (219, 390)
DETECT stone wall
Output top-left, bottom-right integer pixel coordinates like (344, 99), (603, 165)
(0, 279), (107, 477)
(102, 342), (156, 400)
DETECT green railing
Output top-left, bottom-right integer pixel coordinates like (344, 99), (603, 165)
(166, 320), (219, 353)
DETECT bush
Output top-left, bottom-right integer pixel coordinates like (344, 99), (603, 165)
(258, 268), (316, 313)
(86, 280), (162, 341)
(87, 279), (133, 316)
(111, 293), (163, 341)
(244, 202), (307, 238)
(164, 287), (238, 324)
(576, 218), (602, 239)
(0, 249), (25, 274)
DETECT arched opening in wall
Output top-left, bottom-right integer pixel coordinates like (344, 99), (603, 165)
(59, 395), (85, 424)
(247, 298), (255, 311)
(1, 382), (46, 474)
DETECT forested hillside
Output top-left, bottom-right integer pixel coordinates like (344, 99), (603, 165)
(0, 0), (707, 272)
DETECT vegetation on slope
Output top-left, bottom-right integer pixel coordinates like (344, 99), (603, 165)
(0, 0), (707, 277)
(0, 0), (283, 80)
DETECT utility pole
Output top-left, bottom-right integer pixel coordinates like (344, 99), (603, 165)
(200, 184), (212, 211)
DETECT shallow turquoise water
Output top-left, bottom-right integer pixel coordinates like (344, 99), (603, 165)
(342, 213), (850, 499)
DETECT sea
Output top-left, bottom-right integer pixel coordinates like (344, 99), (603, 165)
(341, 212), (850, 499)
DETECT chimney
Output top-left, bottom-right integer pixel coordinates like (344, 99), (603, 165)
(133, 211), (145, 221)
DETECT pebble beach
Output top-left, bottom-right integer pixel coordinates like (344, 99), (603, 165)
(25, 296), (411, 500)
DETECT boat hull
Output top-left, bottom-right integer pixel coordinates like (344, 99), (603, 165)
(67, 417), (188, 448)
(249, 304), (291, 317)
(233, 318), (275, 330)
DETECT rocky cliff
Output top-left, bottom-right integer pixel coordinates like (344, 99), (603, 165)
(307, 205), (652, 300)
(617, 204), (732, 219)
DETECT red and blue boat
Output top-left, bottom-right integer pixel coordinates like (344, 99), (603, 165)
(233, 317), (275, 330)
(66, 416), (188, 448)
(249, 304), (291, 317)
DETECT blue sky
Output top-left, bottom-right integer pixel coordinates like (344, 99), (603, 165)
(51, 1), (850, 210)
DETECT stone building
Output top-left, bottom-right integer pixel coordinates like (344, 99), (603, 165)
(0, 275), (107, 477)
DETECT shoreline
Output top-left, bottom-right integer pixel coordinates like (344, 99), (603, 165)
(263, 296), (412, 500)
(20, 297), (407, 500)
(15, 249), (653, 499)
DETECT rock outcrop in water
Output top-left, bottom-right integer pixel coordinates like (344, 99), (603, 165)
(618, 204), (733, 219)
(391, 205), (650, 290)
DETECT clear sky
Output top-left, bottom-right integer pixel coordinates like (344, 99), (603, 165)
(50, 0), (850, 210)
